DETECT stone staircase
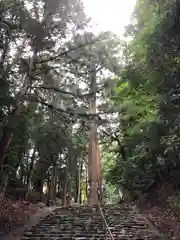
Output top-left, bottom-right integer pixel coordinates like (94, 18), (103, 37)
(21, 204), (164, 239)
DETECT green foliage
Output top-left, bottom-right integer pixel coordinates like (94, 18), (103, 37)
(102, 0), (180, 197)
(2, 0), (180, 204)
(104, 183), (119, 204)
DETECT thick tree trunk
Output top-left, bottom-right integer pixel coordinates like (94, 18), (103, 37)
(34, 179), (44, 201)
(35, 180), (44, 193)
(96, 145), (102, 202)
(88, 67), (100, 205)
(32, 156), (48, 201)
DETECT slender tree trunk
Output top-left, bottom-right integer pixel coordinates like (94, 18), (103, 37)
(79, 164), (83, 204)
(20, 162), (24, 184)
(63, 158), (69, 206)
(75, 164), (79, 203)
(58, 171), (63, 202)
(25, 151), (30, 184)
(53, 166), (58, 204)
(0, 129), (13, 166)
(57, 158), (62, 197)
(85, 161), (88, 204)
(26, 147), (36, 186)
(75, 161), (81, 203)
(63, 176), (68, 206)
(68, 176), (72, 206)
(49, 160), (58, 205)
(79, 185), (82, 204)
(46, 169), (51, 206)
(0, 171), (8, 203)
(49, 165), (55, 204)
(25, 147), (36, 200)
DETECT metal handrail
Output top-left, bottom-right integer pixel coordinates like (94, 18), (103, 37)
(97, 201), (115, 240)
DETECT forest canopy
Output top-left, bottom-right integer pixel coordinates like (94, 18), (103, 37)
(0, 0), (179, 204)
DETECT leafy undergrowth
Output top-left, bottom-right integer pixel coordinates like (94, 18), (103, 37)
(0, 198), (42, 237)
(142, 183), (180, 239)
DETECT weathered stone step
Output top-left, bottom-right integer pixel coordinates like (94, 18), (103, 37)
(21, 204), (164, 240)
(22, 238), (111, 240)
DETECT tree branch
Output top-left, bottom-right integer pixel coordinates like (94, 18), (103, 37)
(33, 86), (93, 98)
(37, 39), (99, 64)
(34, 94), (99, 118)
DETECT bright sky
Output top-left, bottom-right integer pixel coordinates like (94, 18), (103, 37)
(83, 0), (137, 36)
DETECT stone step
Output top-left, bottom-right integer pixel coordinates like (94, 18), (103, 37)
(21, 204), (164, 240)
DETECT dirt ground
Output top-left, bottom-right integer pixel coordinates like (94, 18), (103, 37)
(0, 198), (45, 237)
(141, 183), (180, 240)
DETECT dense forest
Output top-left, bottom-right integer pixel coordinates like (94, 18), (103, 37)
(105, 0), (180, 200)
(1, 0), (180, 219)
(0, 0), (120, 206)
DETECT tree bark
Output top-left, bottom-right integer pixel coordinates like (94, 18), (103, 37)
(96, 145), (102, 202)
(53, 166), (58, 204)
(35, 179), (44, 193)
(88, 67), (100, 205)
(0, 128), (13, 166)
(25, 147), (36, 200)
(32, 156), (48, 200)
(79, 164), (83, 204)
(26, 147), (36, 186)
(20, 160), (25, 184)
(0, 171), (8, 203)
(46, 169), (51, 206)
(75, 161), (81, 203)
(49, 160), (58, 205)
(85, 161), (88, 204)
(63, 157), (69, 206)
